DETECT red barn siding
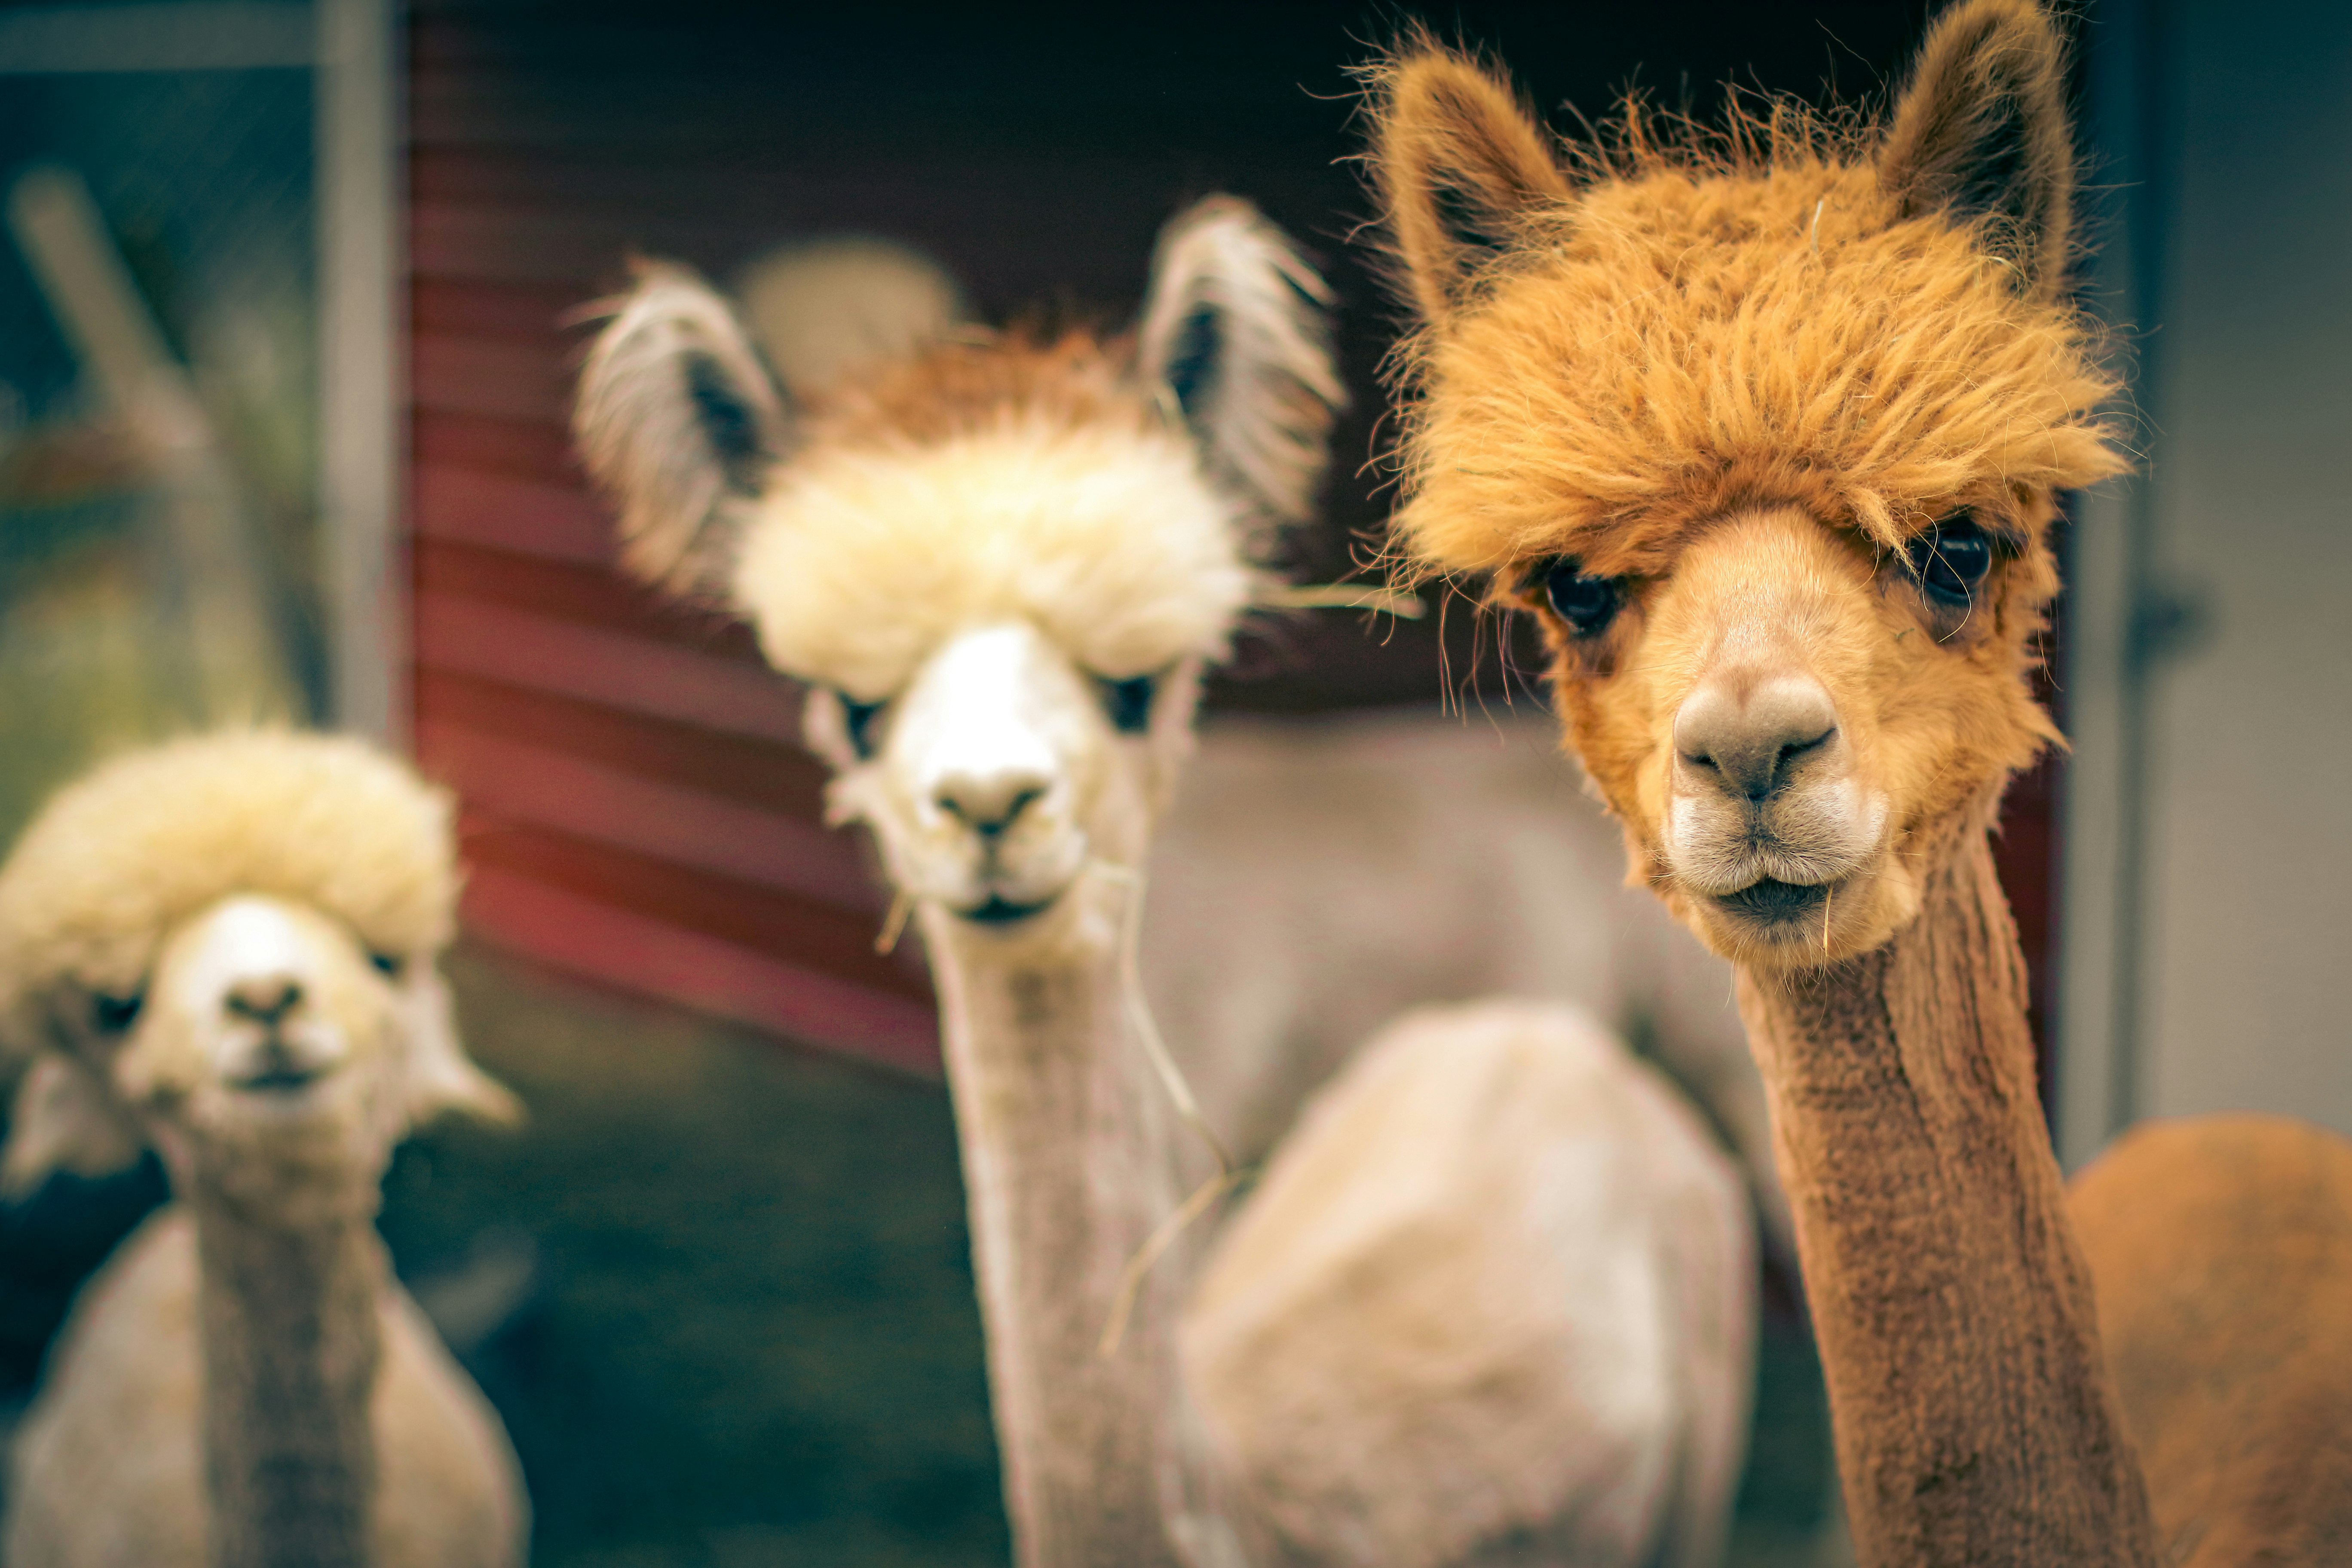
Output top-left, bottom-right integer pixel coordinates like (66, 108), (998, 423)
(407, 8), (937, 1066)
(401, 0), (2066, 1095)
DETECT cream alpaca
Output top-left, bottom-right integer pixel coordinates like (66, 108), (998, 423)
(0, 732), (528, 1568)
(576, 196), (1753, 1568)
(1367, 2), (2352, 1563)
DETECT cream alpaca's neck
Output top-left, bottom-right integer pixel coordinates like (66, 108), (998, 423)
(924, 903), (1196, 1568)
(1735, 827), (2156, 1566)
(187, 1178), (385, 1568)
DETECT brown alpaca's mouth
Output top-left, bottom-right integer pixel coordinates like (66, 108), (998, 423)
(1716, 877), (1831, 925)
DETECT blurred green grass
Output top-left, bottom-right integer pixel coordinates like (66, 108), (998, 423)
(380, 949), (1009, 1568)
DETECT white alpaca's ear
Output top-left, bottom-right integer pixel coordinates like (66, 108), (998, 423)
(1136, 196), (1346, 536)
(1, 1052), (144, 1199)
(573, 260), (791, 599)
(395, 963), (523, 1131)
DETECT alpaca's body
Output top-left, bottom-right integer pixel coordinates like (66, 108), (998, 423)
(1185, 1000), (1750, 1568)
(7, 1209), (526, 1568)
(2071, 1116), (2352, 1565)
(1364, 0), (2352, 1560)
(576, 198), (1758, 1566)
(1148, 711), (1776, 1240)
(0, 733), (529, 1568)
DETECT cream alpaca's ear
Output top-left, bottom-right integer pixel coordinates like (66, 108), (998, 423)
(573, 259), (790, 599)
(1136, 196), (1345, 533)
(1879, 0), (2076, 297)
(1, 1053), (144, 1199)
(395, 963), (523, 1131)
(1364, 44), (1571, 323)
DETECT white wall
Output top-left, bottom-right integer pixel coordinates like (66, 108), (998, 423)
(2062, 0), (2352, 1162)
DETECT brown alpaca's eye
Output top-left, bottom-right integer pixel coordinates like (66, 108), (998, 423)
(1908, 515), (1994, 610)
(1531, 558), (1623, 638)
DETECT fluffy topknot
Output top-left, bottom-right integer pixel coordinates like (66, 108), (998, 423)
(0, 732), (458, 1056)
(1365, 0), (2125, 587)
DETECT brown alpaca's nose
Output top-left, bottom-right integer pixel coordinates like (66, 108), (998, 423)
(1674, 673), (1840, 802)
(934, 769), (1050, 839)
(224, 974), (304, 1027)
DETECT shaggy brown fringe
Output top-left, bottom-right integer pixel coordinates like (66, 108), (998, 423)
(1360, 21), (2125, 596)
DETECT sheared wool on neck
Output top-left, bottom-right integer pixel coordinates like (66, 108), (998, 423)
(921, 902), (1207, 1568)
(190, 1186), (386, 1568)
(1735, 821), (2156, 1567)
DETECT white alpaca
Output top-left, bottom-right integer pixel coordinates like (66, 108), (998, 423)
(0, 732), (530, 1568)
(576, 197), (1753, 1567)
(733, 237), (1790, 1249)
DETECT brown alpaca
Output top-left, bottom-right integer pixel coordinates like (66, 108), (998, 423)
(1365, 1), (2352, 1563)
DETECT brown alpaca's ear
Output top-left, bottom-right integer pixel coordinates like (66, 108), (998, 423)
(1364, 44), (1569, 323)
(573, 260), (790, 599)
(1137, 195), (1345, 533)
(1879, 0), (2076, 297)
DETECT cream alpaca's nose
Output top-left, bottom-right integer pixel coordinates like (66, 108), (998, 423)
(225, 974), (303, 1027)
(933, 768), (1050, 839)
(1675, 673), (1840, 801)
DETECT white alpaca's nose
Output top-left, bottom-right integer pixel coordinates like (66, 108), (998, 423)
(225, 973), (305, 1028)
(177, 897), (353, 1085)
(933, 768), (1050, 838)
(903, 624), (1075, 841)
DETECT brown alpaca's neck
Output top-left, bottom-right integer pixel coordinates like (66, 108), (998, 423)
(188, 1184), (385, 1568)
(1737, 830), (2156, 1568)
(925, 908), (1195, 1568)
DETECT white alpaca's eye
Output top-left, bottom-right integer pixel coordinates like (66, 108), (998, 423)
(1099, 674), (1156, 735)
(837, 692), (885, 760)
(93, 990), (144, 1033)
(369, 952), (404, 979)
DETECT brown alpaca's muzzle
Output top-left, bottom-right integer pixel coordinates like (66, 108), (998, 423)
(1634, 511), (1911, 968)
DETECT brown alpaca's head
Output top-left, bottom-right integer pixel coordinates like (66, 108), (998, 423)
(1367, 0), (2123, 970)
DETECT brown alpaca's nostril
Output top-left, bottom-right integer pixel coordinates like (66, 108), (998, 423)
(1674, 675), (1840, 802)
(224, 975), (303, 1027)
(934, 775), (1048, 839)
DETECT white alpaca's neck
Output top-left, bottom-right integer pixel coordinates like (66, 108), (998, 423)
(187, 1179), (385, 1568)
(924, 901), (1197, 1568)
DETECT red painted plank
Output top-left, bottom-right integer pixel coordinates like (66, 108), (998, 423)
(414, 466), (611, 566)
(413, 668), (831, 820)
(414, 330), (571, 422)
(415, 595), (804, 746)
(413, 536), (765, 660)
(410, 276), (582, 340)
(412, 410), (577, 487)
(421, 718), (879, 913)
(463, 865), (939, 1075)
(456, 817), (923, 999)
